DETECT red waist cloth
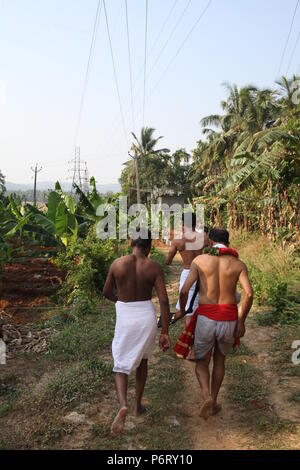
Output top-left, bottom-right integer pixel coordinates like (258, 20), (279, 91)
(197, 304), (238, 321)
(174, 304), (240, 359)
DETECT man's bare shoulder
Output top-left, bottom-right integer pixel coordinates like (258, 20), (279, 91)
(148, 258), (163, 273)
(111, 254), (134, 268)
(193, 253), (211, 265)
(237, 259), (248, 271)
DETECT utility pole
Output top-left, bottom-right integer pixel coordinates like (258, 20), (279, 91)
(30, 164), (42, 206)
(129, 151), (141, 205)
(83, 162), (90, 194)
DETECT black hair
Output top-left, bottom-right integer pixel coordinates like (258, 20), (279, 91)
(182, 212), (196, 229)
(204, 226), (209, 233)
(131, 228), (152, 250)
(209, 227), (230, 245)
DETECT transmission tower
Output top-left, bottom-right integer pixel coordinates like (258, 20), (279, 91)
(68, 147), (89, 192)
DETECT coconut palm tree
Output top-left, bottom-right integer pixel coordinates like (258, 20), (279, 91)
(126, 127), (170, 204)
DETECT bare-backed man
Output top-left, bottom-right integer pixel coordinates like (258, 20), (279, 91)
(103, 230), (171, 435)
(179, 228), (253, 419)
(161, 214), (209, 327)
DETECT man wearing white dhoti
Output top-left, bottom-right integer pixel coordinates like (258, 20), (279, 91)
(103, 230), (171, 436)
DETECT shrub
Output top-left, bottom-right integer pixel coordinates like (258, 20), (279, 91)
(232, 234), (300, 326)
(150, 247), (169, 277)
(55, 226), (118, 307)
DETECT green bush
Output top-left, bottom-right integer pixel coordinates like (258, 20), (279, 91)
(233, 235), (300, 326)
(55, 228), (168, 310)
(248, 261), (300, 326)
(150, 247), (169, 277)
(55, 226), (119, 307)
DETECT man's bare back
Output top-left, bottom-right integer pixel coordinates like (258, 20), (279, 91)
(166, 230), (204, 269)
(108, 254), (162, 302)
(193, 254), (248, 305)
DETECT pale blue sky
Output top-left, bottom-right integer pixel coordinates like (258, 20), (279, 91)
(0, 0), (299, 185)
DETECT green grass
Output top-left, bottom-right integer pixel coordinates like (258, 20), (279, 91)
(226, 359), (268, 407)
(39, 358), (113, 410)
(0, 374), (18, 418)
(289, 391), (300, 404)
(226, 349), (297, 445)
(229, 341), (255, 357)
(49, 305), (115, 361)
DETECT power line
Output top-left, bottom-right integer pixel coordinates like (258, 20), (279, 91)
(125, 0), (135, 132)
(108, 0), (213, 154)
(286, 29), (300, 75)
(143, 0), (149, 127)
(97, 0), (186, 149)
(97, 0), (194, 151)
(74, 0), (102, 147)
(146, 0), (193, 81)
(138, 0), (213, 120)
(103, 0), (128, 147)
(277, 0), (299, 77)
(148, 0), (180, 56)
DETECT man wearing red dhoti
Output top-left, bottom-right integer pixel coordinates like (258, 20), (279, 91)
(174, 228), (253, 419)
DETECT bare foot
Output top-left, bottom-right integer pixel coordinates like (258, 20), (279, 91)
(111, 406), (128, 436)
(210, 404), (222, 416)
(199, 398), (213, 420)
(187, 348), (195, 361)
(134, 404), (147, 417)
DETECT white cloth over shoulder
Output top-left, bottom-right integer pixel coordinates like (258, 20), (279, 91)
(176, 269), (199, 317)
(112, 300), (158, 375)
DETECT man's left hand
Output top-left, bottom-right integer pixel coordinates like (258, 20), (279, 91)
(236, 319), (246, 338)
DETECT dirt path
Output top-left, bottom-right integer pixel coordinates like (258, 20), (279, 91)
(164, 250), (300, 450)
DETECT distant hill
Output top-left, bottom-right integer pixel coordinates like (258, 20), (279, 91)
(6, 181), (121, 194)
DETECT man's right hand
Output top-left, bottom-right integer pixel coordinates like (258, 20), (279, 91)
(159, 334), (170, 352)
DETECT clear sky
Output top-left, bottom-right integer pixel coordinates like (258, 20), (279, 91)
(0, 0), (299, 185)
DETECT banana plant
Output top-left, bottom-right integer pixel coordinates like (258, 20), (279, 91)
(29, 182), (78, 246)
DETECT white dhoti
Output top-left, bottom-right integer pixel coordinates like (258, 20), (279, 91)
(176, 268), (199, 317)
(112, 300), (158, 375)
